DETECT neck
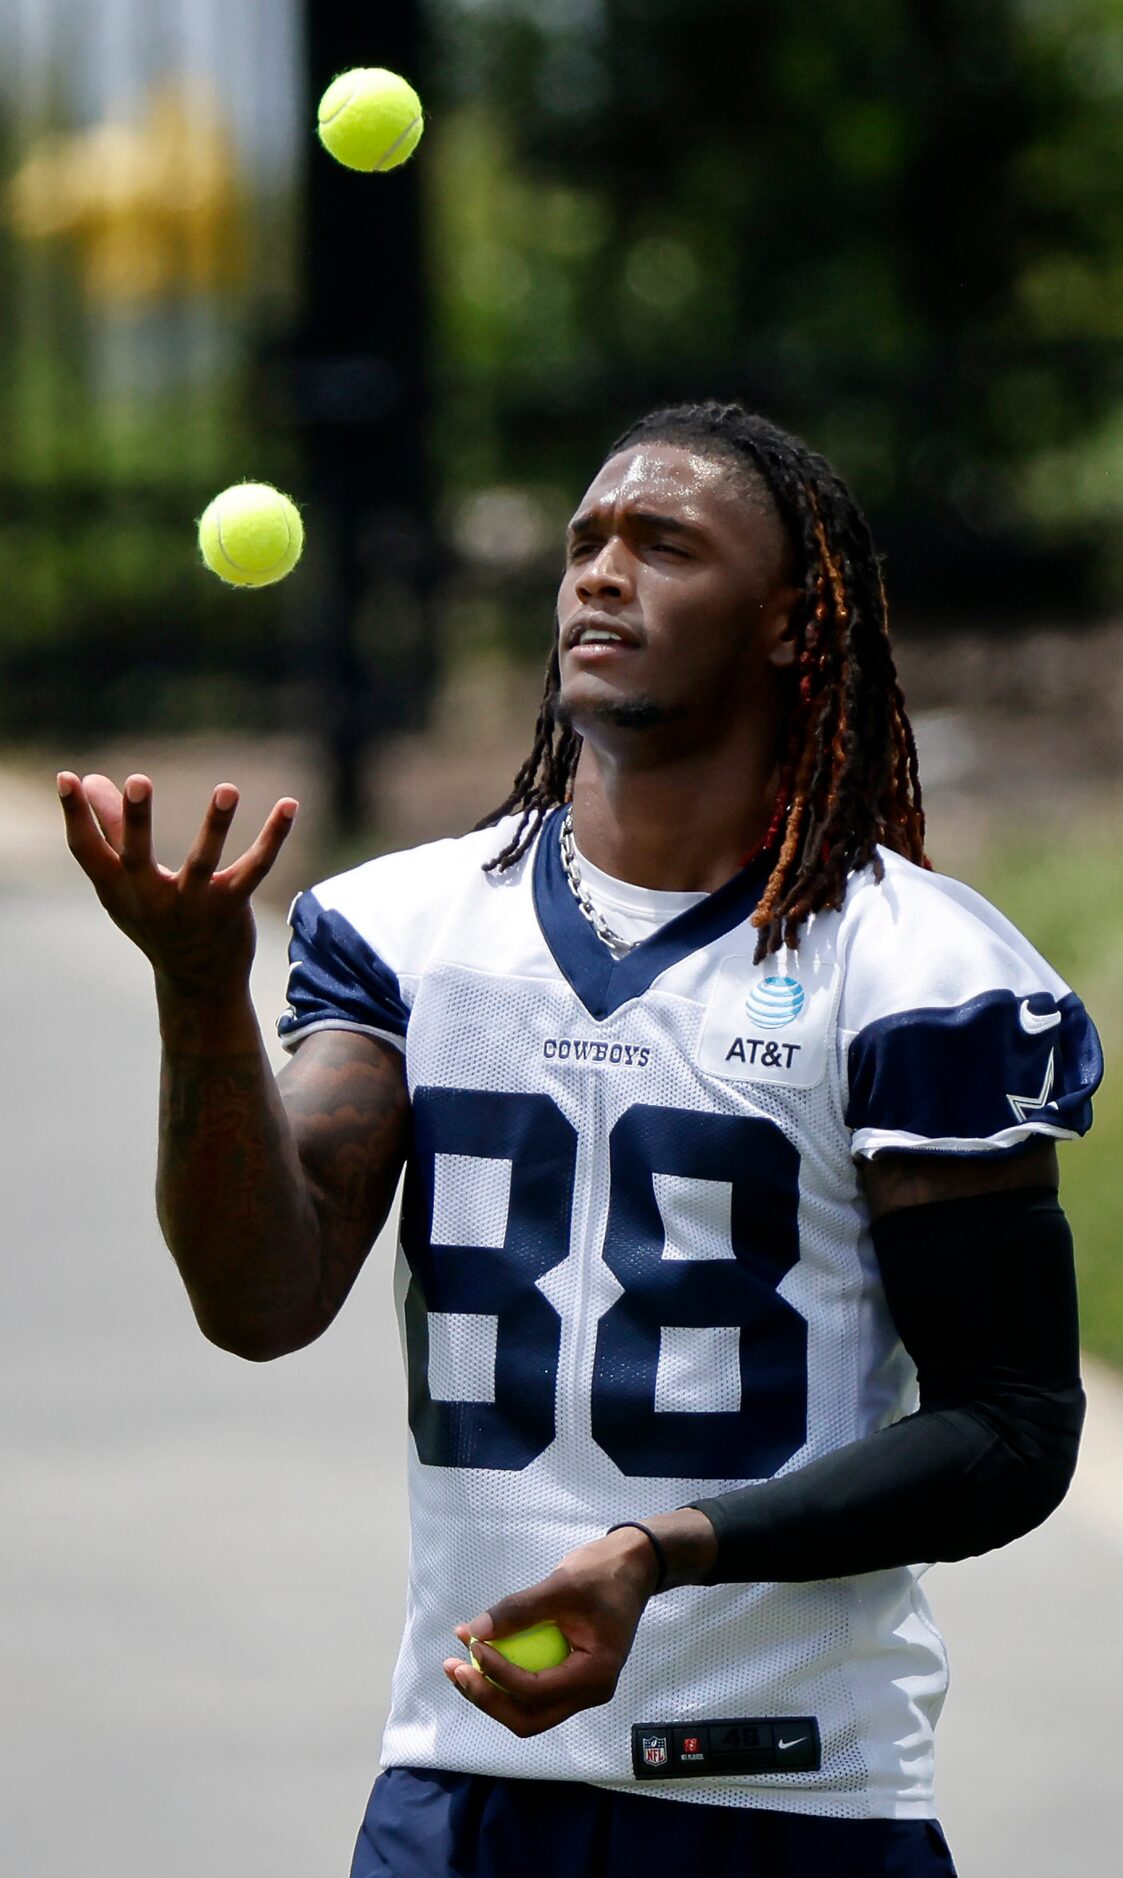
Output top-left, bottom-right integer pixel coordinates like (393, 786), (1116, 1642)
(568, 742), (781, 893)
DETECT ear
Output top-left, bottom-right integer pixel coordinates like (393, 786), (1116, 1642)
(765, 586), (803, 671)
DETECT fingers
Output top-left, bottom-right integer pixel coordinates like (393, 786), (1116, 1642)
(79, 771), (131, 848)
(219, 797), (300, 897)
(185, 783), (300, 894)
(58, 772), (299, 903)
(441, 1648), (609, 1739)
(62, 771), (156, 871)
(180, 782), (241, 885)
(445, 1548), (650, 1738)
(57, 772), (125, 886)
(445, 1595), (615, 1739)
(464, 1636), (571, 1703)
(119, 774), (156, 871)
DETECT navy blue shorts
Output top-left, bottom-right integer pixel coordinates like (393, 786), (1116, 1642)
(351, 1767), (958, 1877)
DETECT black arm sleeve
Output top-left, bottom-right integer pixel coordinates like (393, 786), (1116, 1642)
(688, 1185), (1085, 1583)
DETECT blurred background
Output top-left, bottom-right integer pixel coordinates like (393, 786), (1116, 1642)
(2, 0), (1119, 1353)
(1, 1), (1121, 1872)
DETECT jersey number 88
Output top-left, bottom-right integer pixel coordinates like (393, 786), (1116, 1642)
(401, 1087), (806, 1481)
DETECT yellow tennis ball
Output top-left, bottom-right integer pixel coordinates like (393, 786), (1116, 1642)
(197, 482), (304, 588)
(317, 68), (424, 173)
(469, 1622), (571, 1676)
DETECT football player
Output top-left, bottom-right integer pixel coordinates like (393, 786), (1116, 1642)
(58, 402), (1102, 1878)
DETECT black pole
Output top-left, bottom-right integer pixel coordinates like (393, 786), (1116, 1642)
(291, 2), (432, 837)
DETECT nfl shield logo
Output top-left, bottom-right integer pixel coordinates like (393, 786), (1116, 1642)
(642, 1734), (668, 1767)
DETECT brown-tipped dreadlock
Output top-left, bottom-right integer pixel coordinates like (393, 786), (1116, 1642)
(475, 400), (928, 959)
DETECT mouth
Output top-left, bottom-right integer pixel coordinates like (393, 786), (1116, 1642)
(563, 613), (642, 652)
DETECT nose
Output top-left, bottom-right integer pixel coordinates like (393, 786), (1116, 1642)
(575, 537), (635, 604)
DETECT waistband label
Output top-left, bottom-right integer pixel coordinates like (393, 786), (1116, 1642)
(631, 1717), (821, 1780)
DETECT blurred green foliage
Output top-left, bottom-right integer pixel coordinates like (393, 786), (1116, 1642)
(426, 0), (1123, 649)
(3, 0), (1123, 727)
(966, 821), (1123, 1370)
(0, 118), (300, 735)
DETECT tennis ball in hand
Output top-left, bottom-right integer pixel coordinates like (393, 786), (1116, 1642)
(317, 68), (424, 172)
(470, 1622), (571, 1675)
(197, 483), (304, 588)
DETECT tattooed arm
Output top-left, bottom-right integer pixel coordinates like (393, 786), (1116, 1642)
(157, 994), (409, 1358)
(58, 769), (410, 1359)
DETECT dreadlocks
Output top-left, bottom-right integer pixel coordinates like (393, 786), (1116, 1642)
(475, 400), (928, 959)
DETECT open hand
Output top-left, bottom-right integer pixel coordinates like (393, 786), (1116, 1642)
(57, 771), (298, 1000)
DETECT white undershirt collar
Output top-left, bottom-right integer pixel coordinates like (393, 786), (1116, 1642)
(569, 837), (708, 943)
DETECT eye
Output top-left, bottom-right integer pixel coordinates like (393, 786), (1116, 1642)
(651, 542), (688, 558)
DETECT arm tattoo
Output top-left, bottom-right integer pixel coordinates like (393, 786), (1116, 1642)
(157, 1030), (409, 1352)
(161, 1058), (283, 1227)
(279, 1034), (412, 1310)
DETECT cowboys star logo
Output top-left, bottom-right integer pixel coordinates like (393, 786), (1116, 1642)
(1007, 1047), (1060, 1124)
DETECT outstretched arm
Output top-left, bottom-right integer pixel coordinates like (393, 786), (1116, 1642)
(58, 771), (410, 1357)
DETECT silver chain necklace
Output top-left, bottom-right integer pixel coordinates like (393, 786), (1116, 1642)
(558, 809), (638, 956)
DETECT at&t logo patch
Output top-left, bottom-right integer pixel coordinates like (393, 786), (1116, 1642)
(745, 974), (806, 1028)
(698, 955), (839, 1089)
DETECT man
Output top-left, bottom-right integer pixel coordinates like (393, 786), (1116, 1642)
(59, 401), (1102, 1877)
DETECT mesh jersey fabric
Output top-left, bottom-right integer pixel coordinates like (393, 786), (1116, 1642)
(277, 809), (1102, 1820)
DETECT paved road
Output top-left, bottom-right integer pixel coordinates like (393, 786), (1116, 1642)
(2, 826), (1121, 1874)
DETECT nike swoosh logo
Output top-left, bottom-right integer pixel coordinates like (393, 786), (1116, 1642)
(1019, 1000), (1061, 1036)
(777, 1736), (808, 1751)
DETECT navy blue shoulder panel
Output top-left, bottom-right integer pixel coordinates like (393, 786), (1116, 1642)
(277, 893), (410, 1043)
(532, 806), (773, 1021)
(846, 988), (1102, 1144)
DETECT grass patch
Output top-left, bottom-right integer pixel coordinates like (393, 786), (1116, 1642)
(960, 824), (1123, 1371)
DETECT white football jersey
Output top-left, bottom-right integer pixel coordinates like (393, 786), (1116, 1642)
(278, 809), (1101, 1819)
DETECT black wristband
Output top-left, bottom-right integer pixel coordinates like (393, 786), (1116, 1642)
(607, 1521), (669, 1594)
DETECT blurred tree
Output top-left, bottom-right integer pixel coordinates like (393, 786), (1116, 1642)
(3, 0), (1123, 745)
(426, 0), (1123, 644)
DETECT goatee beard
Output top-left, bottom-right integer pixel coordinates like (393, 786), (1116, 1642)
(556, 693), (680, 732)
